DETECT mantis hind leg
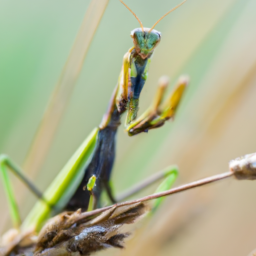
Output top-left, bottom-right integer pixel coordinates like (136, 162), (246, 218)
(116, 165), (178, 204)
(0, 155), (49, 228)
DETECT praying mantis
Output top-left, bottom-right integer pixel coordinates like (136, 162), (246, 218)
(2, 1), (256, 255)
(0, 0), (188, 237)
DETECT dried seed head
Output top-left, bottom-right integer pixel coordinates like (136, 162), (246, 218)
(32, 203), (149, 256)
(229, 153), (256, 180)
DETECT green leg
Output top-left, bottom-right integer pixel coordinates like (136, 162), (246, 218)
(152, 166), (178, 211)
(115, 165), (179, 204)
(0, 155), (49, 228)
(0, 157), (20, 228)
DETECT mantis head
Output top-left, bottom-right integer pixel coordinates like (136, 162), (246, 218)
(120, 0), (187, 59)
(131, 28), (161, 59)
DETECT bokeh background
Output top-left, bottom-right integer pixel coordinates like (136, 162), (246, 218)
(1, 0), (256, 255)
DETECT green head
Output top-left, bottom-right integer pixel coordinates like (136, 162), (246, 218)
(120, 0), (187, 59)
(131, 28), (161, 59)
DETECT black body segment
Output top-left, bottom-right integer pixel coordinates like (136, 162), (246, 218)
(65, 109), (121, 211)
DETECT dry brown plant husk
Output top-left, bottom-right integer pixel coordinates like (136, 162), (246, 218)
(1, 202), (148, 256)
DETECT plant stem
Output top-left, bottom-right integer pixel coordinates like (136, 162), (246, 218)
(78, 171), (233, 220)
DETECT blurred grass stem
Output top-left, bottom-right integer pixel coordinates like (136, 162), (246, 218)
(23, 0), (109, 176)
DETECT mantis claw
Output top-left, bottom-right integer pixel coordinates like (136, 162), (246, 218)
(126, 75), (189, 136)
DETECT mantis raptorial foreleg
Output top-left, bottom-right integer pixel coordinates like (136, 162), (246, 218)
(0, 155), (49, 228)
(126, 75), (189, 136)
(116, 48), (133, 114)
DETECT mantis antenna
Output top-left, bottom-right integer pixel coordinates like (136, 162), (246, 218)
(120, 0), (144, 32)
(149, 0), (187, 33)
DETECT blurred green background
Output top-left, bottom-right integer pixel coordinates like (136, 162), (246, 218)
(1, 0), (256, 255)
